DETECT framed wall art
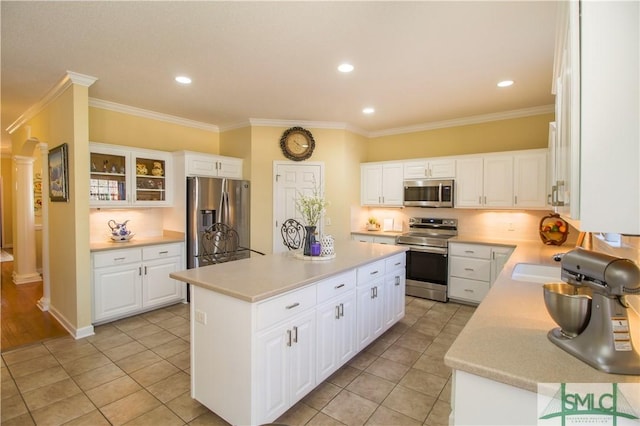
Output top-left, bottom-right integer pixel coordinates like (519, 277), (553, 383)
(48, 143), (69, 202)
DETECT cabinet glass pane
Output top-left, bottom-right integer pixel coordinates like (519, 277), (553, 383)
(135, 157), (166, 202)
(90, 152), (127, 201)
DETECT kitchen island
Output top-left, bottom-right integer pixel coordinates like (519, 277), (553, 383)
(444, 237), (640, 425)
(170, 240), (408, 425)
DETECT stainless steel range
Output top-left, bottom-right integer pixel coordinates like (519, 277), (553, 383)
(396, 217), (458, 302)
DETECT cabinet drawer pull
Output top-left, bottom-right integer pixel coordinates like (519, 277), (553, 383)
(339, 303), (344, 317)
(158, 251), (169, 255)
(464, 268), (475, 271)
(335, 306), (340, 319)
(138, 267), (142, 276)
(292, 326), (298, 343)
(394, 262), (402, 266)
(334, 283), (345, 289)
(114, 257), (126, 262)
(395, 276), (400, 286)
(144, 266), (148, 275)
(285, 302), (300, 310)
(464, 250), (475, 254)
(370, 270), (379, 275)
(286, 329), (292, 347)
(464, 289), (474, 293)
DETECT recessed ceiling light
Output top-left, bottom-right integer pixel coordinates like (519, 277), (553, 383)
(497, 80), (514, 87)
(362, 107), (375, 114)
(175, 76), (192, 84)
(338, 63), (354, 73)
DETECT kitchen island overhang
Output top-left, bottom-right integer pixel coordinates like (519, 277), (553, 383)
(170, 240), (408, 425)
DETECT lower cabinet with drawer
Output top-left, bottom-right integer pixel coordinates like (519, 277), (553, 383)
(190, 253), (406, 425)
(92, 242), (186, 323)
(448, 242), (514, 304)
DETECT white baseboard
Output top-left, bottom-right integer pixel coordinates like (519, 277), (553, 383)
(49, 305), (95, 340)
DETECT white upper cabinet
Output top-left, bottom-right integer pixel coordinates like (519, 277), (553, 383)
(181, 151), (243, 179)
(513, 151), (547, 208)
(403, 158), (455, 179)
(361, 162), (403, 206)
(455, 157), (484, 207)
(90, 142), (173, 208)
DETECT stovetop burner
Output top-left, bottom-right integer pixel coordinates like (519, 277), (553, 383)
(396, 217), (458, 248)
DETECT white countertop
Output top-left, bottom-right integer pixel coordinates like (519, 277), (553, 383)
(90, 231), (184, 252)
(444, 238), (640, 391)
(170, 240), (408, 303)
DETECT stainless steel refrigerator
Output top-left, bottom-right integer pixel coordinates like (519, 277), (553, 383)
(186, 176), (251, 268)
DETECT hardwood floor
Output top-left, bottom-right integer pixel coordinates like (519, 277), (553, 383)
(1, 258), (68, 352)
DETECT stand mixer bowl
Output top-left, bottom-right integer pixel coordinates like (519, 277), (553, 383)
(543, 283), (592, 337)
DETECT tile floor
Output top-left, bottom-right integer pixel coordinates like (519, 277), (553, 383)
(1, 296), (475, 425)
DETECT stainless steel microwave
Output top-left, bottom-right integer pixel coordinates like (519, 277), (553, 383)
(403, 179), (454, 208)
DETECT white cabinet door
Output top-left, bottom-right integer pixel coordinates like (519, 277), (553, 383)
(361, 164), (383, 205)
(455, 158), (484, 207)
(356, 280), (385, 350)
(131, 149), (173, 207)
(361, 163), (403, 206)
(429, 159), (456, 179)
(384, 269), (405, 328)
(217, 157), (243, 179)
(483, 155), (513, 207)
(289, 310), (316, 403)
(381, 163), (404, 205)
(490, 247), (514, 284)
(185, 153), (243, 178)
(513, 152), (547, 208)
(142, 256), (183, 309)
(352, 234), (375, 243)
(335, 293), (357, 366)
(403, 160), (428, 179)
(316, 291), (357, 383)
(93, 263), (142, 322)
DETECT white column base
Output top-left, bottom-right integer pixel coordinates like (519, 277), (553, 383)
(12, 271), (42, 285)
(37, 297), (50, 311)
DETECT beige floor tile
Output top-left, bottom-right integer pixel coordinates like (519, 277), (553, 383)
(146, 371), (190, 403)
(44, 336), (91, 354)
(123, 404), (186, 425)
(165, 303), (189, 316)
(125, 324), (163, 340)
(1, 376), (20, 400)
(62, 409), (111, 425)
(187, 410), (231, 426)
(102, 341), (147, 362)
(16, 365), (69, 392)
(302, 381), (341, 410)
(1, 365), (11, 383)
(398, 312), (420, 327)
(306, 411), (345, 425)
(365, 405), (422, 426)
(22, 377), (82, 411)
(441, 322), (465, 336)
(411, 354), (451, 379)
(113, 315), (153, 333)
(410, 318), (445, 338)
(364, 331), (401, 356)
(72, 362), (126, 391)
(85, 375), (142, 408)
(92, 332), (135, 352)
(276, 401), (318, 425)
(381, 386), (435, 422)
(405, 303), (430, 318)
(100, 389), (161, 425)
(423, 342), (450, 359)
(53, 343), (100, 365)
(130, 360), (180, 387)
(347, 351), (377, 371)
(166, 350), (190, 371)
(327, 365), (361, 388)
(115, 350), (163, 374)
(394, 329), (434, 352)
(166, 392), (209, 423)
(155, 315), (189, 331)
(30, 393), (96, 426)
(1, 412), (35, 426)
(2, 344), (50, 366)
(432, 332), (457, 347)
(87, 324), (123, 342)
(150, 337), (189, 359)
(1, 394), (29, 423)
(7, 353), (59, 378)
(438, 379), (452, 404)
(406, 298), (436, 311)
(321, 390), (378, 425)
(167, 323), (190, 339)
(398, 369), (448, 398)
(61, 352), (114, 376)
(424, 399), (451, 426)
(365, 357), (410, 383)
(379, 344), (421, 366)
(142, 309), (175, 324)
(137, 330), (179, 349)
(345, 372), (396, 404)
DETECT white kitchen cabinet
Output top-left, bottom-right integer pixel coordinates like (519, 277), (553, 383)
(384, 254), (406, 328)
(448, 242), (513, 305)
(351, 234), (397, 245)
(360, 162), (403, 206)
(513, 151), (547, 208)
(255, 309), (316, 422)
(92, 242), (186, 323)
(90, 143), (173, 208)
(403, 158), (455, 179)
(356, 259), (386, 350)
(455, 157), (484, 207)
(180, 151), (243, 179)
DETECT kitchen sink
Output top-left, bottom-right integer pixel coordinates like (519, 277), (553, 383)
(511, 263), (561, 283)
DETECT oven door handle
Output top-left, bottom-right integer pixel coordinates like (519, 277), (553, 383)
(403, 245), (448, 255)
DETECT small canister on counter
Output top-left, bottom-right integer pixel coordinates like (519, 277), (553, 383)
(311, 242), (321, 256)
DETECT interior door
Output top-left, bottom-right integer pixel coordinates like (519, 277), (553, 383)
(273, 162), (323, 253)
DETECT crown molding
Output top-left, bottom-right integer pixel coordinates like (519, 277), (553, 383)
(368, 104), (555, 138)
(89, 98), (219, 132)
(6, 71), (98, 134)
(222, 118), (369, 137)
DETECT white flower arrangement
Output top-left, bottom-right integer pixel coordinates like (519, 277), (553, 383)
(295, 186), (329, 227)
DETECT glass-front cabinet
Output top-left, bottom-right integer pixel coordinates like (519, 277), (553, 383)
(90, 142), (172, 208)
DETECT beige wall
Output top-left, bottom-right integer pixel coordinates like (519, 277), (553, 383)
(1, 157), (13, 247)
(89, 107), (219, 153)
(366, 113), (553, 162)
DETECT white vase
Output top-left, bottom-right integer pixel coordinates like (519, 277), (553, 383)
(320, 235), (335, 256)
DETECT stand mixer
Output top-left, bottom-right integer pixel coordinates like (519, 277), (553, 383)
(546, 248), (640, 375)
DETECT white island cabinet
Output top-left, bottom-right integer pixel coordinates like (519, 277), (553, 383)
(170, 241), (407, 425)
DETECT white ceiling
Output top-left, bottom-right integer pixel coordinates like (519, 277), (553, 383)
(1, 1), (558, 153)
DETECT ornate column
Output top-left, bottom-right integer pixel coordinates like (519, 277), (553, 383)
(12, 154), (40, 284)
(37, 142), (50, 310)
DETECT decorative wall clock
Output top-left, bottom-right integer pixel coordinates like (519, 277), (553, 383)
(280, 127), (315, 161)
